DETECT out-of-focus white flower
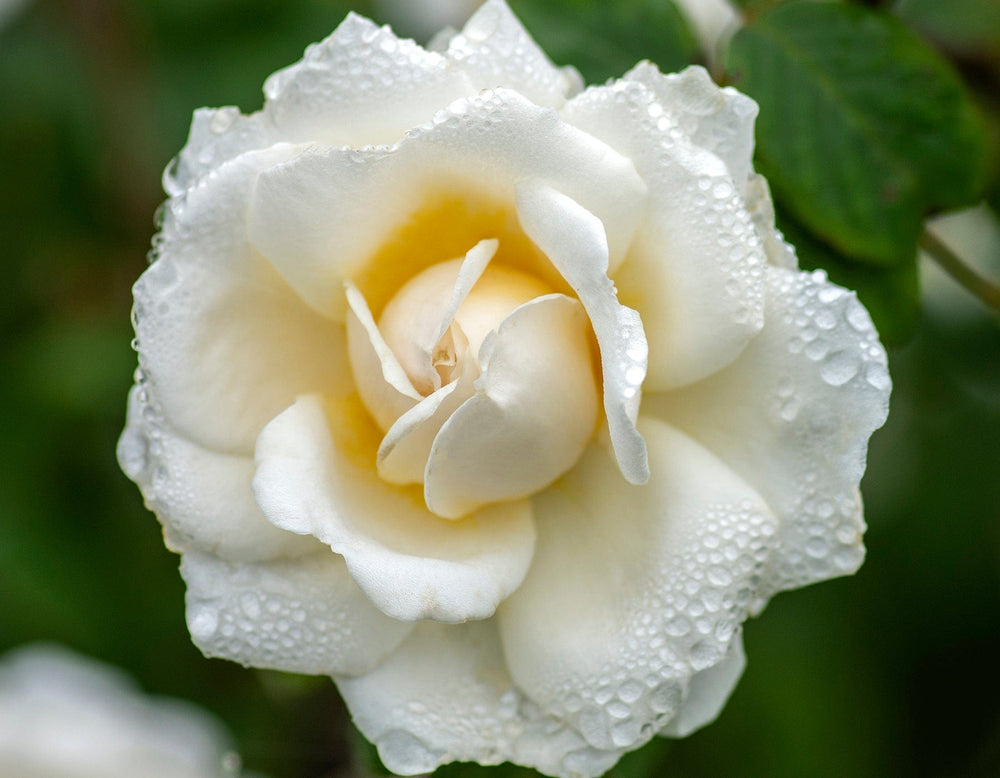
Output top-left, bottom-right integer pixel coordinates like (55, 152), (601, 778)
(673, 0), (741, 68)
(118, 2), (890, 776)
(0, 645), (242, 778)
(921, 203), (1000, 322)
(0, 0), (30, 30)
(371, 0), (481, 42)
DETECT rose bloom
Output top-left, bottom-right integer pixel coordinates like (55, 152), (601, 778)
(118, 2), (890, 776)
(0, 645), (240, 778)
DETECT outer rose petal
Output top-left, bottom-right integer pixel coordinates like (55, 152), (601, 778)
(445, 0), (582, 108)
(263, 13), (474, 147)
(164, 107), (278, 197)
(247, 88), (646, 321)
(744, 173), (799, 269)
(118, 386), (317, 562)
(658, 636), (746, 738)
(499, 419), (777, 753)
(135, 146), (350, 456)
(164, 16), (475, 195)
(623, 64), (758, 194)
(562, 77), (766, 391)
(337, 621), (623, 778)
(650, 266), (890, 600)
(252, 394), (536, 623)
(181, 551), (411, 678)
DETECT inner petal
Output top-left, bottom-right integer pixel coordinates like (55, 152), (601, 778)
(378, 246), (555, 396)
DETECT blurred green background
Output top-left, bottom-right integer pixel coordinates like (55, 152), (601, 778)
(0, 0), (998, 776)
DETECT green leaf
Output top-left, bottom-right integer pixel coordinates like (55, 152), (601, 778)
(896, 0), (1000, 54)
(509, 0), (699, 85)
(778, 211), (920, 346)
(726, 2), (989, 266)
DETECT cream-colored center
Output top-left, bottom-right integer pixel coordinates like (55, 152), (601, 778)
(378, 255), (555, 396)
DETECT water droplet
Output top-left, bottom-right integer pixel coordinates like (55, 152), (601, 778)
(189, 606), (218, 640)
(814, 309), (837, 330)
(625, 366), (645, 385)
(649, 682), (681, 714)
(607, 701), (630, 719)
(240, 594), (261, 619)
(846, 300), (871, 331)
(690, 640), (722, 671)
(805, 537), (829, 558)
(804, 339), (828, 361)
(865, 362), (890, 390)
(377, 730), (440, 774)
(779, 397), (800, 422)
(611, 719), (641, 747)
(618, 680), (643, 704)
(707, 566), (732, 587)
(820, 350), (860, 386)
(818, 286), (844, 304)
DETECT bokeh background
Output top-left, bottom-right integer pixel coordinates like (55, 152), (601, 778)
(1, 0), (998, 776)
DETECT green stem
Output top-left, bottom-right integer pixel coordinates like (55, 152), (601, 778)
(919, 229), (1000, 312)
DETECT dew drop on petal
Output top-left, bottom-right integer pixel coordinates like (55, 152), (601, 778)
(189, 606), (219, 640)
(865, 361), (891, 390)
(820, 350), (861, 386)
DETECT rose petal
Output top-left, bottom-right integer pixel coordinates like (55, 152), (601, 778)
(135, 146), (349, 455)
(180, 550), (411, 677)
(262, 13), (473, 147)
(648, 266), (890, 600)
(514, 181), (649, 485)
(337, 620), (624, 778)
(376, 239), (497, 395)
(498, 418), (777, 752)
(163, 14), (481, 196)
(562, 78), (767, 390)
(658, 635), (746, 738)
(118, 386), (318, 562)
(247, 88), (646, 320)
(253, 394), (535, 622)
(744, 173), (799, 269)
(424, 294), (599, 519)
(346, 281), (422, 432)
(377, 363), (476, 486)
(446, 0), (581, 108)
(164, 108), (278, 197)
(624, 64), (758, 193)
(429, 238), (497, 351)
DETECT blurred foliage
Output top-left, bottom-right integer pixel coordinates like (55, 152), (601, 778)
(727, 3), (989, 264)
(508, 0), (697, 83)
(896, 0), (1000, 55)
(0, 1), (998, 777)
(725, 2), (990, 341)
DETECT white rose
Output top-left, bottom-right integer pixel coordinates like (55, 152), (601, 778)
(0, 644), (241, 778)
(118, 2), (890, 776)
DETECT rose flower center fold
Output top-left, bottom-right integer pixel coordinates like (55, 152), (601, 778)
(345, 237), (601, 520)
(379, 245), (555, 395)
